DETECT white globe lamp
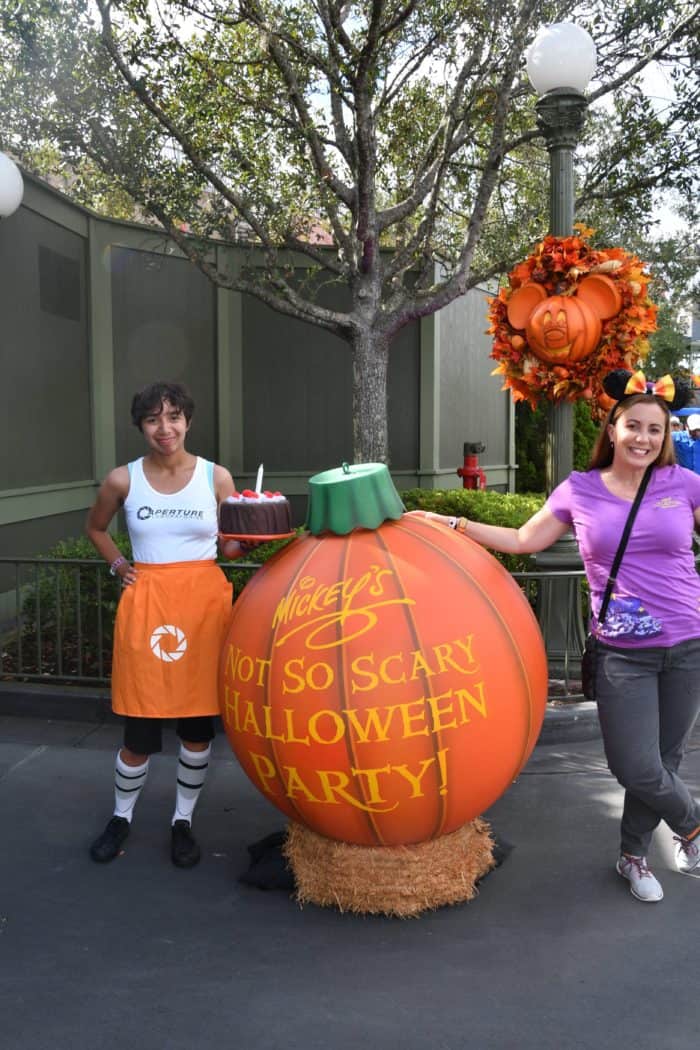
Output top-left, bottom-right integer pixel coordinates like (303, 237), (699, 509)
(0, 151), (24, 218)
(526, 22), (597, 95)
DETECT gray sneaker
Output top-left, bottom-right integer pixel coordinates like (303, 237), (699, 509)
(616, 854), (664, 902)
(674, 835), (700, 878)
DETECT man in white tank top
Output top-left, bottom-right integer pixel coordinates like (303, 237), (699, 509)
(86, 382), (247, 867)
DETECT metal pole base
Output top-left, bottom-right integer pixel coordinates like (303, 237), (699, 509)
(533, 533), (586, 682)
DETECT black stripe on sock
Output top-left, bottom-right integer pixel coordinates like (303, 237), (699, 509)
(177, 777), (205, 790)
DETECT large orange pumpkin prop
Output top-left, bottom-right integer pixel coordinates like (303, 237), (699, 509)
(220, 466), (547, 848)
(506, 272), (622, 365)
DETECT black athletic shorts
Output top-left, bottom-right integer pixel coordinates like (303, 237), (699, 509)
(123, 715), (216, 755)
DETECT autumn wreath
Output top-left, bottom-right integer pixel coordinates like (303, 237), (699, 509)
(488, 225), (657, 413)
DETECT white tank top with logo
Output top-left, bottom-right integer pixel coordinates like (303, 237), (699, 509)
(124, 456), (217, 563)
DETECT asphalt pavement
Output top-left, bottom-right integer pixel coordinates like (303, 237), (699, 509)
(1, 708), (699, 1050)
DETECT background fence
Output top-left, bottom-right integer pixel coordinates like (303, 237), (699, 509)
(0, 557), (587, 701)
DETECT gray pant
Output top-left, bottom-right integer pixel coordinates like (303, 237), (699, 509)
(595, 638), (700, 856)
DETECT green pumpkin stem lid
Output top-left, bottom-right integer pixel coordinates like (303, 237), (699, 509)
(306, 462), (405, 536)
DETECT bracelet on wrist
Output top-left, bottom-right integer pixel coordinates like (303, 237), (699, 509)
(109, 555), (127, 576)
(456, 517), (468, 534)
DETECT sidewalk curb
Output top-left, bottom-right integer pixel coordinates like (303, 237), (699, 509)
(537, 700), (600, 745)
(0, 681), (601, 744)
(0, 680), (118, 723)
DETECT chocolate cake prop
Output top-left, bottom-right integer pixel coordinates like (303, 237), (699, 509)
(220, 464), (294, 540)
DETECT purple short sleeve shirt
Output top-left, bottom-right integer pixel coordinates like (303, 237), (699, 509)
(546, 466), (700, 648)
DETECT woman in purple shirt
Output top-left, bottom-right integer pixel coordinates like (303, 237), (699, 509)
(417, 371), (700, 904)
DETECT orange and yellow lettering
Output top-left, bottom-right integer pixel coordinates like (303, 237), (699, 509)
(282, 657), (306, 694)
(283, 766), (321, 802)
(262, 705), (286, 743)
(316, 770), (394, 812)
(397, 699), (430, 738)
(392, 757), (435, 798)
(410, 649), (435, 680)
(249, 751), (278, 795)
(308, 709), (345, 745)
(237, 654), (254, 682)
(255, 658), (271, 687)
(241, 701), (263, 737)
(283, 709), (310, 746)
(306, 661), (334, 691)
(225, 644), (239, 683)
(427, 691), (458, 732)
(323, 581), (343, 607)
(350, 653), (379, 693)
(379, 652), (406, 686)
(222, 685), (242, 732)
(350, 764), (394, 805)
(455, 682), (488, 720)
(345, 704), (400, 744)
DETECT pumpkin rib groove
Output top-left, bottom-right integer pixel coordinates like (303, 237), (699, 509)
(393, 518), (542, 779)
(333, 532), (388, 845)
(373, 525), (450, 842)
(260, 537), (322, 827)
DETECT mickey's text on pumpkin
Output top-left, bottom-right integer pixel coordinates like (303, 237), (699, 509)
(269, 566), (413, 649)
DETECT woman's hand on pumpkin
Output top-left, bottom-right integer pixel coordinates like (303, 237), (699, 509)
(406, 510), (451, 526)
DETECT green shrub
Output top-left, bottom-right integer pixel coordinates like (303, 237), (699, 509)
(4, 533), (132, 679)
(399, 489), (545, 573)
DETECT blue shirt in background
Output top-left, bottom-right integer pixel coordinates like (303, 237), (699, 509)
(672, 432), (700, 473)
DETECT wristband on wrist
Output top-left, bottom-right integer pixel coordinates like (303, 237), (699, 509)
(456, 517), (468, 534)
(109, 555), (127, 576)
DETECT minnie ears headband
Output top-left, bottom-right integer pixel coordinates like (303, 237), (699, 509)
(603, 369), (696, 413)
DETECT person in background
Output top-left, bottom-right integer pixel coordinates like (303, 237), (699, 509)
(671, 412), (700, 472)
(86, 381), (246, 868)
(413, 369), (700, 904)
(670, 416), (683, 433)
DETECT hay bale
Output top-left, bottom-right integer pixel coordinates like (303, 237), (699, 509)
(284, 819), (496, 918)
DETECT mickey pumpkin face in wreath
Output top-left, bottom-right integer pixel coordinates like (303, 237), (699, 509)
(506, 274), (623, 365)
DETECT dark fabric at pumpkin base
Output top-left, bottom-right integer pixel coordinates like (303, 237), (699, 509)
(238, 829), (514, 893)
(238, 831), (296, 891)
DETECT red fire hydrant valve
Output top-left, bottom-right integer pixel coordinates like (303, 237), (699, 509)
(457, 441), (486, 490)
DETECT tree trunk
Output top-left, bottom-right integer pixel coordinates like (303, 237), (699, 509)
(352, 328), (390, 464)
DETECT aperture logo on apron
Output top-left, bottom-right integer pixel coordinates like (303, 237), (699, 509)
(150, 624), (188, 663)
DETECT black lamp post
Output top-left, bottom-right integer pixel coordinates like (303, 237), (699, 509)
(525, 22), (597, 679)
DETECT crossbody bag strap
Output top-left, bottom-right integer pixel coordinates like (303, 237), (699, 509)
(597, 464), (653, 625)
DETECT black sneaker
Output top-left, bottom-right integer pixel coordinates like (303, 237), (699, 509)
(90, 816), (130, 863)
(171, 820), (201, 868)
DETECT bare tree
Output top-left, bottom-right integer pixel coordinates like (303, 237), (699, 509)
(2, 0), (698, 460)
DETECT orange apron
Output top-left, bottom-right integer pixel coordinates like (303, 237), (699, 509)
(111, 561), (233, 719)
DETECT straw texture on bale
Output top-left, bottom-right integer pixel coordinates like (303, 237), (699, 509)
(284, 819), (496, 918)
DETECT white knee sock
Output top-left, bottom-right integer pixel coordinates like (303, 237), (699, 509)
(113, 752), (149, 823)
(172, 744), (211, 826)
